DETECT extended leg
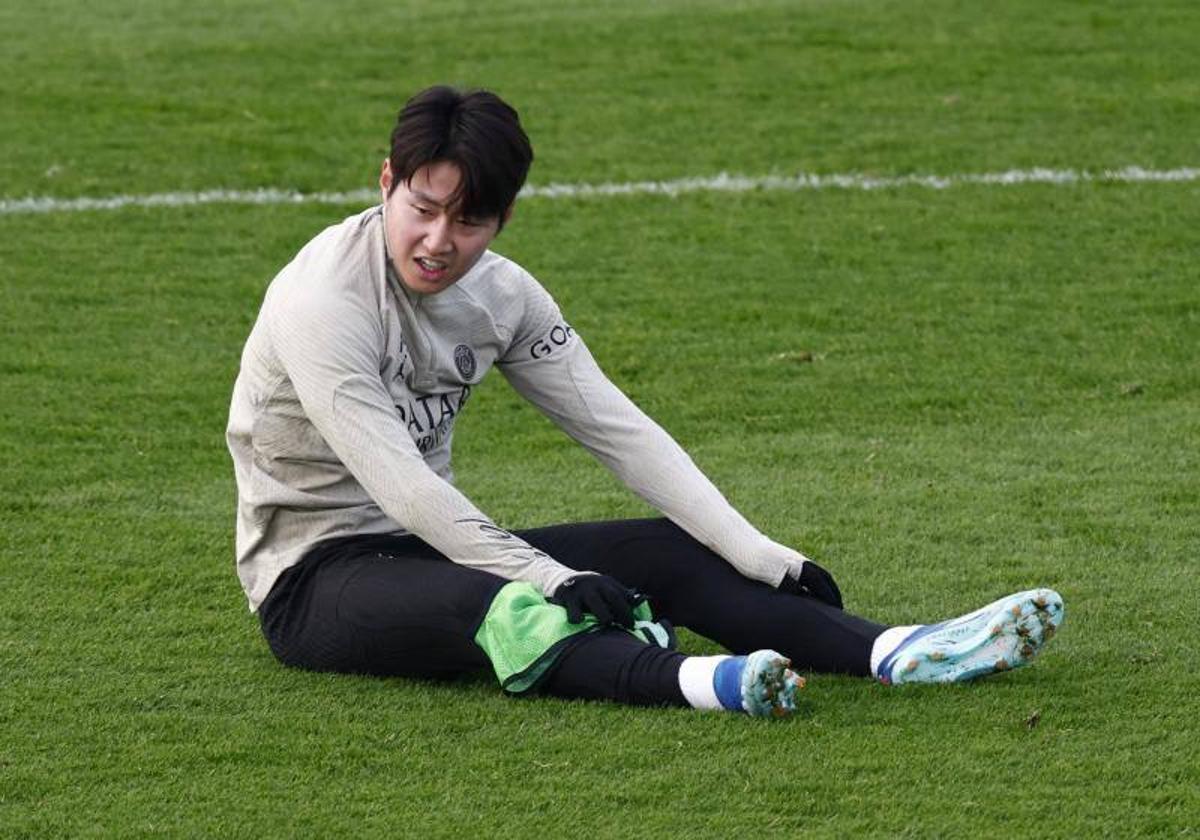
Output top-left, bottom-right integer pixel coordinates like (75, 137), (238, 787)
(518, 519), (1065, 685)
(517, 518), (886, 676)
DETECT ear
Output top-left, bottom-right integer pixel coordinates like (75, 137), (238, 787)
(379, 158), (393, 200)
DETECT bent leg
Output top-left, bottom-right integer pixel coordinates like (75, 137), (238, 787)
(517, 518), (886, 676)
(257, 532), (688, 705)
(543, 630), (688, 707)
(258, 533), (504, 678)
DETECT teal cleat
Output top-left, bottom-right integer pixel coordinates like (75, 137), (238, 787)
(878, 589), (1064, 685)
(714, 649), (806, 717)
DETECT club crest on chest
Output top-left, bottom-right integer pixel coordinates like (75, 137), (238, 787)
(454, 344), (477, 380)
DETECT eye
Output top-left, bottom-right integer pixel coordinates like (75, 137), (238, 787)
(411, 204), (432, 216)
(457, 217), (483, 228)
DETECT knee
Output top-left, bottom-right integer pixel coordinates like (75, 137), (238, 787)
(615, 519), (738, 587)
(625, 518), (706, 556)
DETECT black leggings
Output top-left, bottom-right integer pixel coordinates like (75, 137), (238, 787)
(258, 518), (887, 706)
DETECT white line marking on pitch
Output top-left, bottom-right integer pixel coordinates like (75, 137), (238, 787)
(1, 166), (1196, 215)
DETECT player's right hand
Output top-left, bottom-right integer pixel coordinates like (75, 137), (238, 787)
(552, 573), (644, 627)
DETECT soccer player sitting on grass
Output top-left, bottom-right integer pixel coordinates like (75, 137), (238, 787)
(226, 85), (1063, 717)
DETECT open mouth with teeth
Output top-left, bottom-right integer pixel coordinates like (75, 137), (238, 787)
(414, 256), (450, 281)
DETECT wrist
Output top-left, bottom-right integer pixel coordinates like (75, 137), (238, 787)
(549, 570), (599, 598)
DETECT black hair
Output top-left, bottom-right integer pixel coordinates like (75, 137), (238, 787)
(388, 85), (533, 228)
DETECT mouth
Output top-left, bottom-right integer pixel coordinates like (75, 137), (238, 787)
(413, 256), (450, 283)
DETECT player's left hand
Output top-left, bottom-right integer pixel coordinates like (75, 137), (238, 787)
(779, 559), (844, 610)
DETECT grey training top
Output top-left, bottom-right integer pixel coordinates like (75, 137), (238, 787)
(227, 206), (804, 611)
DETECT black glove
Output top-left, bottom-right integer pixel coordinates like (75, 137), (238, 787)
(551, 573), (645, 628)
(779, 560), (844, 610)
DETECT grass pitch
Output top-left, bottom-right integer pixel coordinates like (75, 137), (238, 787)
(2, 0), (1198, 836)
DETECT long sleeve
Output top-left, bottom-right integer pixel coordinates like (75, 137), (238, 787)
(497, 294), (804, 587)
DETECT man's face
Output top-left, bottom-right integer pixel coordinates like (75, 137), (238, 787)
(379, 159), (506, 295)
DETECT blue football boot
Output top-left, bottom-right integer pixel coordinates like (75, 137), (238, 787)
(878, 589), (1064, 685)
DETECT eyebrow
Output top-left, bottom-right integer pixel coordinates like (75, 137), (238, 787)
(408, 189), (451, 208)
(409, 189), (488, 222)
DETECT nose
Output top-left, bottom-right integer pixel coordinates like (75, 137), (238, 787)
(424, 215), (454, 254)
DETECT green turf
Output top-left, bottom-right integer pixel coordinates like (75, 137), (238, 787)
(2, 0), (1199, 836)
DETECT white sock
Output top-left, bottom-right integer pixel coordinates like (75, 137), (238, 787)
(677, 655), (731, 710)
(869, 625), (923, 678)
